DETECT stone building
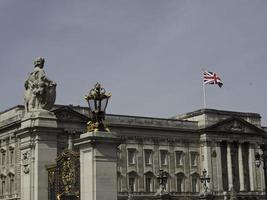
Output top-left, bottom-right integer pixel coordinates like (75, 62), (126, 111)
(0, 58), (266, 200)
(0, 104), (266, 200)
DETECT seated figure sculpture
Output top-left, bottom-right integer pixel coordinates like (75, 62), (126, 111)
(24, 57), (56, 113)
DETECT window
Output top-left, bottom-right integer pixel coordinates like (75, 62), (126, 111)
(144, 149), (152, 165)
(144, 172), (154, 192)
(128, 149), (136, 165)
(129, 177), (135, 192)
(175, 151), (183, 166)
(176, 173), (185, 192)
(128, 171), (137, 192)
(1, 152), (5, 166)
(9, 175), (14, 194)
(160, 150), (168, 166)
(10, 150), (14, 165)
(191, 174), (199, 193)
(145, 177), (152, 192)
(1, 178), (5, 196)
(190, 152), (198, 166)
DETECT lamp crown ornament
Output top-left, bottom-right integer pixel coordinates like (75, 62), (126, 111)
(84, 83), (111, 132)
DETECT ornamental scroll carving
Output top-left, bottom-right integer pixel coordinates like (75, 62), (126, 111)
(24, 57), (56, 112)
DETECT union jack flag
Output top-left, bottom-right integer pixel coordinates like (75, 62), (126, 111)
(203, 70), (223, 87)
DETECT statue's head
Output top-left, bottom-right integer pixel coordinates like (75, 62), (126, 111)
(34, 57), (45, 68)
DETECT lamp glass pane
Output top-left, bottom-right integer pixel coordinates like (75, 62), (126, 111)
(88, 99), (94, 111)
(96, 99), (101, 111)
(101, 98), (108, 112)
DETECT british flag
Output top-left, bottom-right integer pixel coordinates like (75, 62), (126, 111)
(203, 70), (223, 88)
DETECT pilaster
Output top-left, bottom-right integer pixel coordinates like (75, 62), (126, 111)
(215, 141), (223, 192)
(200, 136), (213, 192)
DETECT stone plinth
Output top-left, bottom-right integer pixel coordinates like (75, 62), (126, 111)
(74, 131), (122, 200)
(17, 110), (58, 200)
(153, 189), (172, 200)
(21, 109), (57, 128)
(153, 194), (172, 200)
(199, 192), (214, 200)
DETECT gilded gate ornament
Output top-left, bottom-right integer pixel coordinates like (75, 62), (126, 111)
(47, 149), (80, 200)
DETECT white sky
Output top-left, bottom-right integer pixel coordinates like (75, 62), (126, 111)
(0, 0), (267, 125)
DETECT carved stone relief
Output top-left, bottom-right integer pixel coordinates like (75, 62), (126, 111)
(21, 151), (30, 174)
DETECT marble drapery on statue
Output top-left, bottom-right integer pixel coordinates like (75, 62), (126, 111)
(24, 57), (56, 112)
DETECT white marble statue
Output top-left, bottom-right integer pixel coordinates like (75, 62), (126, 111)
(24, 57), (56, 112)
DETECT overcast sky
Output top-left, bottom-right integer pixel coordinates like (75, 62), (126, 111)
(0, 0), (267, 125)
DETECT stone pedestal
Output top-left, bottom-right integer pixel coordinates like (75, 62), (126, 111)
(21, 109), (57, 128)
(74, 131), (121, 200)
(199, 192), (214, 200)
(153, 193), (172, 200)
(17, 110), (58, 200)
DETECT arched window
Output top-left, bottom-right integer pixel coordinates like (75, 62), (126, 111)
(144, 172), (154, 193)
(176, 172), (185, 193)
(1, 150), (6, 166)
(191, 173), (199, 193)
(0, 175), (6, 196)
(8, 173), (14, 194)
(128, 171), (138, 193)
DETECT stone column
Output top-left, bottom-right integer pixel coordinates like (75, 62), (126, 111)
(248, 143), (256, 191)
(215, 142), (223, 192)
(238, 143), (245, 191)
(75, 131), (121, 200)
(17, 110), (58, 200)
(227, 142), (233, 191)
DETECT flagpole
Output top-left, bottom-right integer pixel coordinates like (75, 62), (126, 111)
(203, 82), (207, 108)
(201, 68), (207, 108)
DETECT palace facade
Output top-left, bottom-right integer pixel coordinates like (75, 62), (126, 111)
(0, 104), (266, 200)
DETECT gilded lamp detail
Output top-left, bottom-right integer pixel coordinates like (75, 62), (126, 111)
(85, 83), (111, 132)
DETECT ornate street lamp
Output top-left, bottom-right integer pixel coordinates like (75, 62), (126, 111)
(154, 169), (171, 200)
(157, 169), (168, 191)
(200, 169), (211, 193)
(255, 144), (267, 200)
(84, 83), (111, 132)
